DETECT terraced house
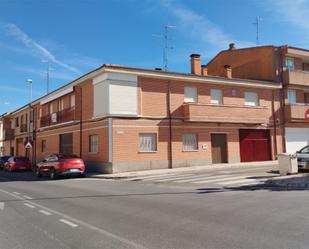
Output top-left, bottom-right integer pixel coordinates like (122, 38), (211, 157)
(207, 44), (309, 153)
(0, 54), (283, 173)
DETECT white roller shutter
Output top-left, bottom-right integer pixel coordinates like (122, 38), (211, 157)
(285, 128), (309, 153)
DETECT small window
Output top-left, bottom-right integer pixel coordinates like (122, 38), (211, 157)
(286, 57), (295, 70)
(210, 89), (223, 104)
(184, 87), (197, 103)
(59, 99), (64, 111)
(183, 133), (198, 151)
(89, 135), (98, 153)
(244, 92), (259, 106)
(15, 117), (19, 127)
(139, 133), (157, 152)
(49, 104), (53, 114)
(70, 95), (75, 108)
(287, 90), (296, 104)
(41, 140), (46, 152)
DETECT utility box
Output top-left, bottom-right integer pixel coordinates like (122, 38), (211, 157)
(278, 153), (298, 176)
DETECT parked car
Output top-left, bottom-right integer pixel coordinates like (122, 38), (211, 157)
(4, 157), (31, 172)
(36, 154), (85, 180)
(0, 156), (11, 170)
(297, 145), (309, 170)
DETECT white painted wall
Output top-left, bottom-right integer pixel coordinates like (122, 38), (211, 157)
(92, 73), (138, 117)
(285, 128), (309, 153)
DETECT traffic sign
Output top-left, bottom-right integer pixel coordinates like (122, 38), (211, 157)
(25, 141), (32, 149)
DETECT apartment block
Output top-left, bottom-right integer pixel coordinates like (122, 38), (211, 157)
(207, 44), (309, 153)
(0, 55), (283, 173)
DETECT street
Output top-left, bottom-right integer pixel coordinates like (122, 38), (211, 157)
(0, 167), (308, 249)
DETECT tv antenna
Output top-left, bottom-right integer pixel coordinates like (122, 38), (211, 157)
(252, 16), (261, 45)
(152, 24), (176, 71)
(42, 60), (54, 94)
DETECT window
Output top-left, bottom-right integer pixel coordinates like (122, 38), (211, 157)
(286, 57), (295, 70)
(288, 90), (296, 104)
(184, 87), (197, 103)
(300, 146), (309, 154)
(89, 135), (98, 153)
(139, 133), (157, 152)
(70, 95), (75, 108)
(41, 140), (46, 152)
(15, 117), (19, 127)
(38, 108), (42, 119)
(59, 133), (73, 154)
(59, 98), (64, 111)
(49, 104), (53, 114)
(210, 89), (223, 104)
(244, 92), (259, 106)
(183, 133), (198, 151)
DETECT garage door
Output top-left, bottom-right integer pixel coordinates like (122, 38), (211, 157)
(239, 129), (271, 162)
(285, 128), (309, 153)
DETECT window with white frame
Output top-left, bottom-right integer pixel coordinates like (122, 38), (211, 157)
(139, 133), (157, 152)
(183, 133), (198, 151)
(286, 57), (295, 70)
(210, 89), (223, 104)
(70, 95), (75, 108)
(287, 89), (296, 104)
(89, 135), (98, 153)
(244, 92), (259, 106)
(59, 98), (64, 111)
(184, 86), (197, 103)
(49, 104), (53, 114)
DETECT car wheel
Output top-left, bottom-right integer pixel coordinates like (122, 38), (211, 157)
(36, 168), (42, 178)
(49, 168), (57, 180)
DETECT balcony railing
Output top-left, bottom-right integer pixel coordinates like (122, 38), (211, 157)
(40, 108), (76, 128)
(285, 104), (309, 122)
(183, 103), (271, 124)
(283, 69), (309, 86)
(20, 124), (27, 133)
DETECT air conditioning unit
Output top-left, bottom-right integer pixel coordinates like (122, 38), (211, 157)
(51, 113), (57, 123)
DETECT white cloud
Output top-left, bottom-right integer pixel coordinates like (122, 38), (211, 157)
(0, 23), (81, 74)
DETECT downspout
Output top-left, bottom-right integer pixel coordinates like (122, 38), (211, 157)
(33, 106), (36, 170)
(271, 90), (278, 158)
(79, 87), (83, 158)
(167, 80), (173, 169)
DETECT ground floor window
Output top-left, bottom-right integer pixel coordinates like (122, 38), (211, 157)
(89, 135), (98, 153)
(41, 140), (47, 152)
(183, 133), (198, 151)
(59, 133), (73, 154)
(139, 133), (157, 152)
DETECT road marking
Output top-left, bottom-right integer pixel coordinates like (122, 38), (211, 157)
(128, 173), (178, 181)
(194, 175), (252, 184)
(142, 174), (196, 182)
(59, 219), (78, 228)
(220, 178), (262, 186)
(24, 203), (35, 209)
(154, 174), (201, 182)
(13, 192), (21, 195)
(0, 188), (146, 249)
(23, 195), (33, 199)
(0, 202), (4, 211)
(174, 175), (220, 183)
(39, 210), (52, 216)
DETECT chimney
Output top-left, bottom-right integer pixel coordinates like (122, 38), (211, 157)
(229, 43), (235, 50)
(201, 65), (208, 76)
(190, 54), (201, 75)
(224, 65), (232, 78)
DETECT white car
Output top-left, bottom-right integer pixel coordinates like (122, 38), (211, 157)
(297, 145), (309, 170)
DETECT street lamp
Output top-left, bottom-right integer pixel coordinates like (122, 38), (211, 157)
(26, 79), (32, 102)
(26, 79), (33, 161)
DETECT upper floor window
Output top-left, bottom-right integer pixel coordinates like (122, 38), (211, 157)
(210, 89), (223, 105)
(15, 117), (19, 127)
(59, 98), (64, 111)
(287, 89), (296, 104)
(70, 95), (75, 108)
(184, 87), (197, 103)
(286, 57), (295, 70)
(49, 104), (53, 114)
(244, 92), (259, 106)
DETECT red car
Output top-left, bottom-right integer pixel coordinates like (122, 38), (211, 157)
(4, 157), (31, 172)
(36, 154), (85, 180)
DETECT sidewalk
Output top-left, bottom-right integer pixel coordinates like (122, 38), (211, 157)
(87, 160), (278, 179)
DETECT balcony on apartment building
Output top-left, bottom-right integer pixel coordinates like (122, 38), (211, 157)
(2, 128), (14, 141)
(283, 69), (309, 86)
(285, 103), (309, 122)
(183, 103), (270, 124)
(40, 107), (76, 128)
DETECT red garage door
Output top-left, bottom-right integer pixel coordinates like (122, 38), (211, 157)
(239, 129), (271, 162)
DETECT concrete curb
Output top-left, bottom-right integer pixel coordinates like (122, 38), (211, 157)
(87, 160), (278, 179)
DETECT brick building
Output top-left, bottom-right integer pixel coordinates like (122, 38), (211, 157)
(207, 44), (309, 153)
(0, 55), (283, 173)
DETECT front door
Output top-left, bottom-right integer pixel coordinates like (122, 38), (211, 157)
(211, 134), (228, 163)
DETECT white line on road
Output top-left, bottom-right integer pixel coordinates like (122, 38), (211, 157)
(0, 202), (4, 211)
(13, 192), (21, 195)
(59, 219), (78, 228)
(23, 195), (33, 199)
(219, 178), (263, 186)
(194, 175), (252, 184)
(24, 203), (35, 209)
(0, 188), (146, 249)
(39, 209), (52, 216)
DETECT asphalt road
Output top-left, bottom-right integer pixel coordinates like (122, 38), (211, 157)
(0, 169), (308, 249)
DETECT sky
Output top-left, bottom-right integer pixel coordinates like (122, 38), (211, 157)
(0, 0), (309, 114)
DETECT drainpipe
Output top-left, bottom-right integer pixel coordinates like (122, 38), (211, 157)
(79, 87), (83, 158)
(167, 80), (173, 169)
(271, 90), (278, 158)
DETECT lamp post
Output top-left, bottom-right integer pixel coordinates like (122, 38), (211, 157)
(26, 79), (32, 161)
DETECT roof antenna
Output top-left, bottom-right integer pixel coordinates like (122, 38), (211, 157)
(153, 24), (176, 71)
(252, 16), (261, 45)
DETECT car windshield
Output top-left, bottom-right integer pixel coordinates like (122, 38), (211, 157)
(57, 154), (79, 159)
(300, 146), (309, 154)
(1, 156), (10, 161)
(14, 157), (29, 162)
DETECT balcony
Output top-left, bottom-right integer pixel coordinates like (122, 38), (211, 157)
(2, 128), (14, 141)
(183, 103), (270, 124)
(285, 104), (309, 122)
(40, 108), (76, 128)
(283, 69), (309, 86)
(20, 124), (27, 133)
